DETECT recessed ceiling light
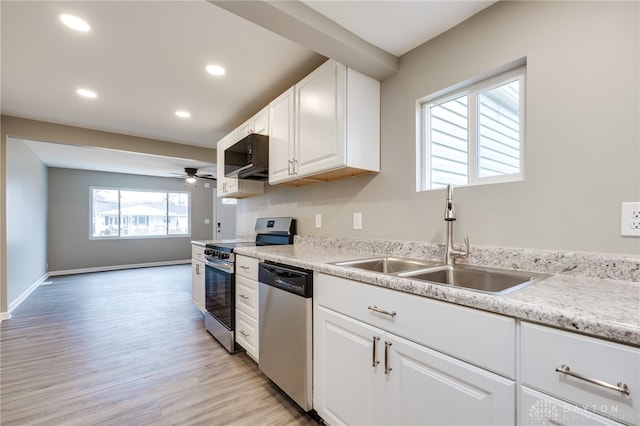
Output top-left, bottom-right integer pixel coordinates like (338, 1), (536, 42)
(206, 64), (226, 76)
(175, 110), (191, 119)
(76, 88), (97, 98)
(59, 14), (91, 32)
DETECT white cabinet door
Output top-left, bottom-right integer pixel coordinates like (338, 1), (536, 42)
(386, 333), (515, 426)
(191, 260), (205, 312)
(216, 132), (238, 196)
(295, 60), (346, 177)
(268, 87), (295, 184)
(238, 106), (269, 137)
(314, 306), (385, 426)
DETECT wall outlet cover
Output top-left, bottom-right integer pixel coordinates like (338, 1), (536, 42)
(315, 214), (322, 229)
(621, 202), (640, 237)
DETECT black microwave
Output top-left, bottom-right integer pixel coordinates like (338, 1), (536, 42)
(224, 133), (269, 180)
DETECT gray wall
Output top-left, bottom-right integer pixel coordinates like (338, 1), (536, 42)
(237, 1), (640, 256)
(47, 167), (214, 272)
(6, 137), (48, 307)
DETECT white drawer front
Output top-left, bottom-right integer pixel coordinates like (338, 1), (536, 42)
(192, 245), (205, 262)
(236, 276), (258, 320)
(521, 322), (639, 425)
(236, 255), (259, 280)
(316, 273), (516, 378)
(520, 386), (621, 425)
(236, 309), (258, 361)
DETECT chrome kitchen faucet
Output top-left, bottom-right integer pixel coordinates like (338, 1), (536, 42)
(443, 184), (469, 266)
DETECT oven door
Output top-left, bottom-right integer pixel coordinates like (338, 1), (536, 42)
(204, 258), (234, 331)
(204, 257), (243, 353)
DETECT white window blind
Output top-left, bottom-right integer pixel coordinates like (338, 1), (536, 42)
(419, 65), (525, 191)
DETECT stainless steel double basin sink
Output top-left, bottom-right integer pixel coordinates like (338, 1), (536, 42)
(332, 256), (549, 295)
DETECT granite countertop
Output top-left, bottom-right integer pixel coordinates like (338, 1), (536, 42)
(232, 244), (640, 347)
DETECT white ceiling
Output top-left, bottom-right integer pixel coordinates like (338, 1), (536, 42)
(1, 0), (496, 178)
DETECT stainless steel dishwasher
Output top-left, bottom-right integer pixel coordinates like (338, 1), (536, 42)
(258, 261), (313, 412)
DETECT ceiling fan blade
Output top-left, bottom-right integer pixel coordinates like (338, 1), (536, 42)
(196, 174), (216, 181)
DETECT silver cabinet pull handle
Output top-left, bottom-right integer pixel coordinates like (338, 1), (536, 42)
(368, 305), (397, 318)
(384, 341), (392, 374)
(239, 294), (249, 300)
(239, 330), (249, 338)
(238, 265), (250, 270)
(555, 364), (630, 396)
(372, 336), (380, 367)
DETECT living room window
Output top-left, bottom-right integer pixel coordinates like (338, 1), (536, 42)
(91, 187), (190, 238)
(417, 63), (526, 191)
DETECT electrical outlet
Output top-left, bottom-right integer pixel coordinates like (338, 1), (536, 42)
(621, 202), (640, 236)
(353, 212), (363, 230)
(315, 214), (322, 229)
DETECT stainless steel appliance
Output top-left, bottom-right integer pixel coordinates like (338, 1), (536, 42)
(204, 217), (295, 353)
(258, 262), (313, 411)
(224, 133), (269, 180)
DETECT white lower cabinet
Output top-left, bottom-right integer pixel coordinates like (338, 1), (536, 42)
(191, 245), (205, 313)
(386, 333), (514, 426)
(314, 273), (516, 425)
(520, 322), (639, 425)
(235, 255), (260, 361)
(520, 387), (622, 425)
(315, 306), (383, 426)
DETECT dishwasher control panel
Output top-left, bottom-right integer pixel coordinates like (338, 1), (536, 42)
(258, 262), (313, 298)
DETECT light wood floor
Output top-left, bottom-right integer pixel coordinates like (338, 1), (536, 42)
(1, 265), (318, 426)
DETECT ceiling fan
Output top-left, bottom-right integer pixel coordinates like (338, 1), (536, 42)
(174, 167), (216, 183)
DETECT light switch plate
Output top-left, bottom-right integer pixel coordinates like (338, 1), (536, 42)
(621, 202), (640, 236)
(353, 212), (362, 230)
(315, 214), (322, 229)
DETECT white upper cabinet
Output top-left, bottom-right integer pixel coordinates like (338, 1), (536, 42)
(269, 59), (380, 185)
(268, 87), (295, 184)
(238, 106), (269, 137)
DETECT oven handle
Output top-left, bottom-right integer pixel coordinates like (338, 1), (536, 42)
(205, 258), (233, 274)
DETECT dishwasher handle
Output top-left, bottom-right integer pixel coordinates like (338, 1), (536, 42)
(259, 262), (313, 298)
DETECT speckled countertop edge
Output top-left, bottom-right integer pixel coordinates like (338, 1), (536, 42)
(230, 243), (640, 347)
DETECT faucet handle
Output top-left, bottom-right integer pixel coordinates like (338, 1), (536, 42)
(461, 235), (470, 259)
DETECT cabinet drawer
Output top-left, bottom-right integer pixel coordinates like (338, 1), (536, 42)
(236, 255), (259, 280)
(520, 386), (621, 425)
(192, 245), (205, 262)
(521, 322), (639, 425)
(236, 309), (258, 361)
(316, 273), (516, 378)
(236, 276), (258, 320)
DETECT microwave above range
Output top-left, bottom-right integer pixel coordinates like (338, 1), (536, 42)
(224, 133), (269, 180)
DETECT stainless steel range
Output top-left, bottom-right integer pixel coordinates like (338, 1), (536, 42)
(203, 217), (296, 353)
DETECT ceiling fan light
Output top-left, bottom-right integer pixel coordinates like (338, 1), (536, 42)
(186, 176), (197, 184)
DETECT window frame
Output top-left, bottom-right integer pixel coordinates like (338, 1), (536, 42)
(89, 186), (191, 240)
(417, 64), (526, 191)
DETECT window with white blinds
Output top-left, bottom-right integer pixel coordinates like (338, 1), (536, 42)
(418, 66), (525, 190)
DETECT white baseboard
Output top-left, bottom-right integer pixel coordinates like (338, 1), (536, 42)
(48, 259), (191, 277)
(0, 312), (11, 321)
(8, 272), (49, 314)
